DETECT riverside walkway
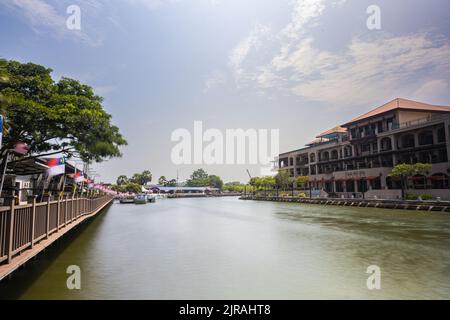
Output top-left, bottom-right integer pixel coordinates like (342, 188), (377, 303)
(0, 194), (113, 280)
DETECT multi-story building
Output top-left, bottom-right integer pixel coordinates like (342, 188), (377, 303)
(278, 98), (450, 199)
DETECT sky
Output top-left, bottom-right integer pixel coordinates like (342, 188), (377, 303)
(1, 0), (450, 183)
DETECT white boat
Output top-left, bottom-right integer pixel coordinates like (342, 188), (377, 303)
(134, 194), (148, 204)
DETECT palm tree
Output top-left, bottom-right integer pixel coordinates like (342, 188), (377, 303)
(116, 175), (128, 186)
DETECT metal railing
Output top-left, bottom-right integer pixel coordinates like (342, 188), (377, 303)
(0, 195), (113, 265)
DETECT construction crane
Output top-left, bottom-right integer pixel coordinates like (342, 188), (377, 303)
(246, 169), (252, 180)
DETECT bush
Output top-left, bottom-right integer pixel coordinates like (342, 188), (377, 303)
(419, 194), (433, 200)
(298, 193), (306, 198)
(405, 193), (418, 200)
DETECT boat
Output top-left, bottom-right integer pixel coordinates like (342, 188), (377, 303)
(134, 194), (148, 204)
(119, 196), (135, 204)
(147, 195), (156, 203)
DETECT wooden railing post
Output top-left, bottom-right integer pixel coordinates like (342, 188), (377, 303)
(56, 195), (61, 231)
(46, 197), (50, 239)
(64, 194), (68, 226)
(7, 201), (15, 264)
(71, 194), (75, 222)
(30, 196), (36, 249)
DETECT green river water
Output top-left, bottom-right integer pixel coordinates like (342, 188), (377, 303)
(0, 197), (449, 299)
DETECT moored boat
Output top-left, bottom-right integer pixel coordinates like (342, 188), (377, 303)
(119, 196), (135, 204)
(134, 194), (148, 204)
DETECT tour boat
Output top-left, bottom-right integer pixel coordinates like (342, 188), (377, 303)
(119, 196), (135, 204)
(134, 194), (148, 204)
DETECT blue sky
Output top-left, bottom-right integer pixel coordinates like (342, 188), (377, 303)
(1, 0), (450, 183)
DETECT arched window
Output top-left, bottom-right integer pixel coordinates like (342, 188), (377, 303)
(380, 137), (392, 151)
(344, 146), (352, 157)
(331, 150), (338, 160)
(310, 153), (316, 163)
(418, 130), (433, 146)
(401, 134), (415, 148)
(321, 151), (329, 161)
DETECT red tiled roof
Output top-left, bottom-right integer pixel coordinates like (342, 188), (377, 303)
(316, 126), (347, 138)
(342, 98), (450, 126)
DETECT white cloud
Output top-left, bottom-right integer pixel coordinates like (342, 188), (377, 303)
(204, 70), (226, 92)
(228, 23), (272, 83)
(3, 0), (99, 45)
(412, 79), (449, 103)
(9, 0), (65, 33)
(227, 0), (450, 106)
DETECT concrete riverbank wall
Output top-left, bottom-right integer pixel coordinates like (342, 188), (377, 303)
(240, 195), (450, 212)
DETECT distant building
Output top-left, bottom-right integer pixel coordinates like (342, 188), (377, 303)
(278, 98), (450, 200)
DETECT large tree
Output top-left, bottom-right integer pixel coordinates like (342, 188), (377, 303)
(389, 163), (432, 199)
(116, 175), (129, 186)
(130, 170), (152, 185)
(0, 60), (127, 165)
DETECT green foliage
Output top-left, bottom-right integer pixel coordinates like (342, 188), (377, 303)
(0, 60), (127, 162)
(223, 181), (248, 193)
(186, 169), (224, 189)
(158, 176), (177, 187)
(208, 175), (223, 189)
(275, 170), (291, 189)
(296, 176), (309, 189)
(111, 182), (142, 194)
(389, 163), (432, 177)
(158, 176), (168, 186)
(130, 170), (152, 185)
(247, 176), (276, 190)
(116, 175), (128, 186)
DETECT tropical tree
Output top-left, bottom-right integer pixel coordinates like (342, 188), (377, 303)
(130, 170), (152, 185)
(296, 176), (309, 190)
(389, 163), (432, 199)
(166, 179), (177, 187)
(186, 169), (210, 187)
(116, 175), (128, 186)
(0, 60), (127, 166)
(208, 175), (223, 190)
(275, 170), (291, 190)
(158, 176), (168, 186)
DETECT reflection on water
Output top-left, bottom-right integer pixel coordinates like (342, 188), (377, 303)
(1, 197), (449, 299)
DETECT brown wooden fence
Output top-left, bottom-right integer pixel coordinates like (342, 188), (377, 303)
(0, 195), (113, 265)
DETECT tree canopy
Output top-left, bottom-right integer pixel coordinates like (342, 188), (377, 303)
(130, 170), (152, 185)
(186, 169), (224, 189)
(389, 163), (432, 178)
(0, 60), (127, 163)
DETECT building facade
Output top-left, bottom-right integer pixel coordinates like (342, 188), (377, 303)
(278, 98), (450, 200)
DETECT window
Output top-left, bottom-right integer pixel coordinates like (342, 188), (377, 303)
(401, 134), (415, 148)
(361, 144), (370, 152)
(331, 150), (338, 160)
(380, 137), (392, 151)
(418, 130), (433, 146)
(310, 153), (316, 163)
(437, 127), (445, 143)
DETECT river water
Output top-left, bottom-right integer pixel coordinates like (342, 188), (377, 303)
(1, 197), (449, 299)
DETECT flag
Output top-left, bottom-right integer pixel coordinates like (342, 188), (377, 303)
(14, 142), (30, 155)
(74, 171), (84, 183)
(46, 157), (65, 177)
